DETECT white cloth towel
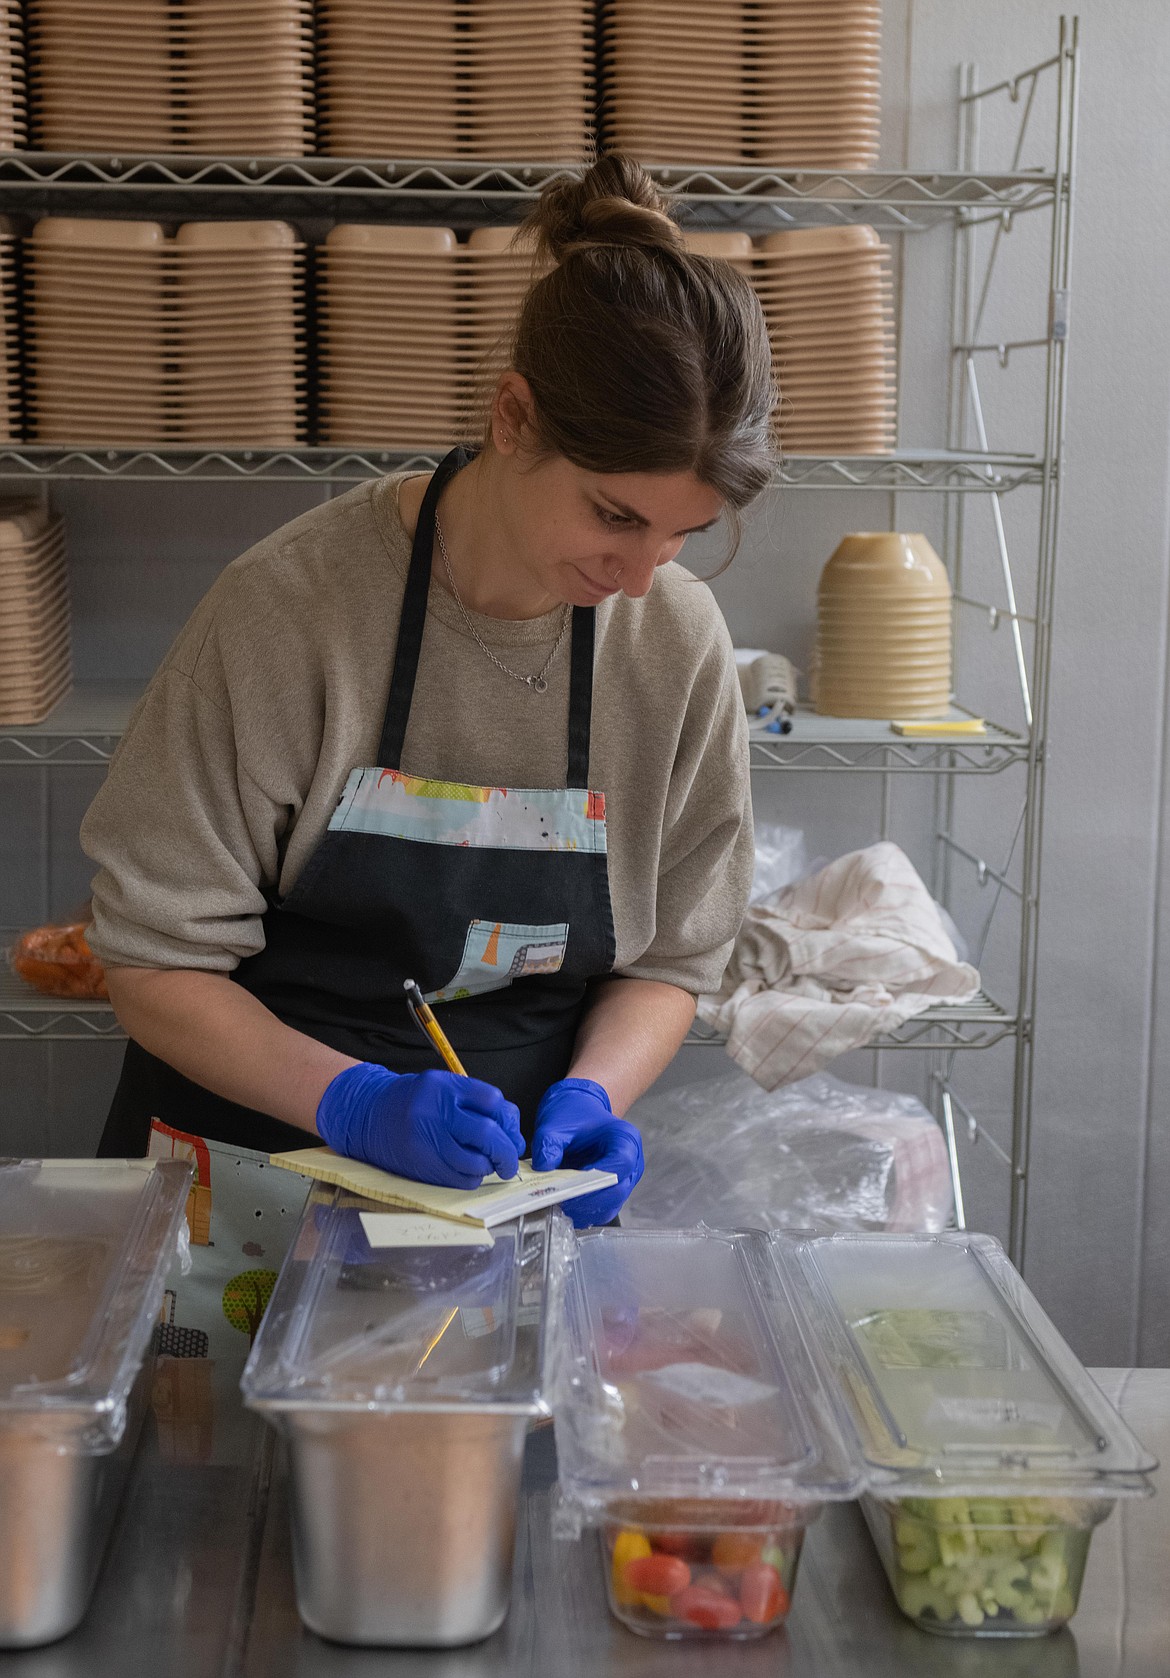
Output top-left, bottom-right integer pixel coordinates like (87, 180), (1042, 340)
(697, 841), (981, 1089)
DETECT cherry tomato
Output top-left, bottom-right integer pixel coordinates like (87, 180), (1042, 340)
(712, 1532), (766, 1571)
(652, 1531), (703, 1560)
(669, 1584), (743, 1630)
(739, 1561), (790, 1625)
(625, 1553), (691, 1596)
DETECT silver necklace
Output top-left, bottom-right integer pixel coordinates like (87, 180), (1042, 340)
(434, 511), (571, 695)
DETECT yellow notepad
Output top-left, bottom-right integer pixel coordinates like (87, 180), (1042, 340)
(891, 718), (987, 737)
(269, 1148), (617, 1228)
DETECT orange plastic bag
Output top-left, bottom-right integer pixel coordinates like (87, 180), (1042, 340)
(10, 921), (108, 999)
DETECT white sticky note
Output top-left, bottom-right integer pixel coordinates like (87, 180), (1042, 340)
(360, 1212), (495, 1249)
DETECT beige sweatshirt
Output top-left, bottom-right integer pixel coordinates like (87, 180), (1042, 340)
(81, 472), (753, 996)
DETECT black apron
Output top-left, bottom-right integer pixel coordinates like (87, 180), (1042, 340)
(100, 445), (616, 1158)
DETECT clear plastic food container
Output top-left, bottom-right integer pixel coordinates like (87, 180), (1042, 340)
(0, 1158), (193, 1648)
(241, 1189), (554, 1647)
(790, 1231), (1158, 1637)
(600, 1499), (805, 1637)
(548, 1224), (862, 1640)
(862, 1492), (1105, 1634)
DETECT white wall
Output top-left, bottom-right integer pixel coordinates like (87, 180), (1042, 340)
(4, 2), (1168, 1365)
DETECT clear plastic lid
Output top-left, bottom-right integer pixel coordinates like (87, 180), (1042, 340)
(241, 1186), (552, 1416)
(790, 1232), (1158, 1498)
(0, 1159), (193, 1451)
(549, 1225), (862, 1516)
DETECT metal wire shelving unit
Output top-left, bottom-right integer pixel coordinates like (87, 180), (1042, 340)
(1, 21), (1079, 1267)
(679, 22), (1080, 1265)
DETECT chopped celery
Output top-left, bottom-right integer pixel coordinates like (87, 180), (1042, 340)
(880, 1497), (1093, 1634)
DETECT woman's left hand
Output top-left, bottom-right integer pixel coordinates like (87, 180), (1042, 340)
(531, 1077), (645, 1228)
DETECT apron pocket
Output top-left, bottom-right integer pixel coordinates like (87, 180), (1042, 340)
(426, 920), (569, 1003)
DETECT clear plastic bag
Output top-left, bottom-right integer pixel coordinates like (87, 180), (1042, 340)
(751, 823), (809, 905)
(9, 912), (107, 999)
(624, 1068), (953, 1235)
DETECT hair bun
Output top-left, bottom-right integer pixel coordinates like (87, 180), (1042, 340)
(521, 153), (683, 265)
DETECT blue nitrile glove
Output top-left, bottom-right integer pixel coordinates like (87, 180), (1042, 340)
(316, 1062), (523, 1191)
(531, 1077), (644, 1229)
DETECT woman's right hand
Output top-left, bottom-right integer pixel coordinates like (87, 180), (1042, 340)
(315, 1061), (523, 1189)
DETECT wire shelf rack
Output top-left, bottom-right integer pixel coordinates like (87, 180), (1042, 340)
(0, 446), (1047, 490)
(0, 154), (1059, 231)
(0, 684), (1030, 774)
(0, 960), (122, 1040)
(0, 950), (1013, 1050)
(0, 683), (140, 765)
(748, 707), (1027, 774)
(685, 989), (1016, 1053)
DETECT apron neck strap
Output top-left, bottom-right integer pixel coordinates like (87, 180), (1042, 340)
(566, 601), (595, 789)
(378, 445), (597, 788)
(379, 443), (471, 769)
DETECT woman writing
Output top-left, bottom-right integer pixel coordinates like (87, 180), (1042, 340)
(81, 155), (777, 1227)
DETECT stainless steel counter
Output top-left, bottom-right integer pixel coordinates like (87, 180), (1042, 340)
(1, 1369), (1166, 1678)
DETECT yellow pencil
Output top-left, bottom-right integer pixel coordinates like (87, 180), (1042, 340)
(412, 1306), (461, 1376)
(401, 987), (471, 1374)
(403, 979), (468, 1076)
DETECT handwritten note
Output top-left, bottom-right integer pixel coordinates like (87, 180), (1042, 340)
(359, 1212), (495, 1249)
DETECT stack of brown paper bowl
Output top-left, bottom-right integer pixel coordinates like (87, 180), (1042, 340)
(316, 1), (459, 159)
(27, 218), (168, 446)
(0, 217), (20, 442)
(0, 500), (70, 726)
(754, 225), (896, 455)
(460, 226), (544, 433)
(601, 0), (747, 164)
(815, 532), (952, 719)
(173, 221), (307, 445)
(29, 0), (173, 152)
(174, 0), (314, 155)
(463, 0), (593, 161)
(318, 224), (461, 449)
(0, 0), (26, 149)
(680, 229), (755, 275)
(747, 0), (881, 169)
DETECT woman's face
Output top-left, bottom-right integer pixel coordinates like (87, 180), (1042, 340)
(502, 453), (727, 609)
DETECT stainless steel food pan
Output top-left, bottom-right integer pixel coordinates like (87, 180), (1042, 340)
(0, 1349), (154, 1648)
(0, 1157), (192, 1648)
(282, 1407), (529, 1647)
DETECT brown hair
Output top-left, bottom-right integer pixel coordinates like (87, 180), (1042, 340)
(480, 153), (778, 559)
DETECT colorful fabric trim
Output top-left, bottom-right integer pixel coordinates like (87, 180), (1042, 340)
(329, 767), (608, 853)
